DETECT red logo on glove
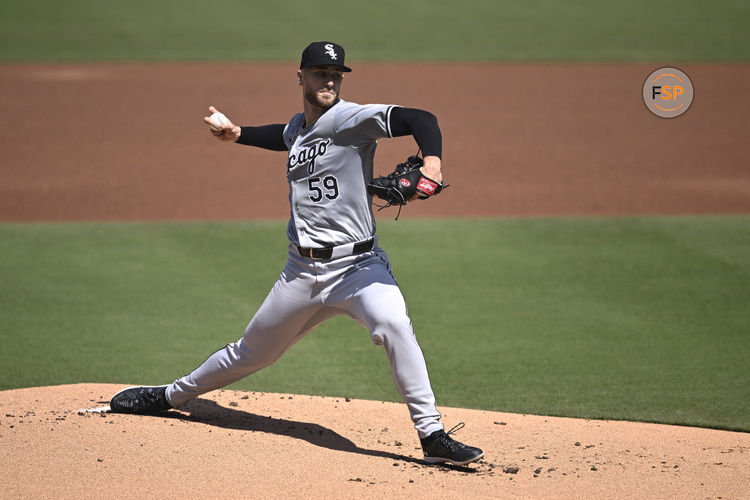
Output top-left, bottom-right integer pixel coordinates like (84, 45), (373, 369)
(399, 178), (411, 188)
(417, 177), (438, 195)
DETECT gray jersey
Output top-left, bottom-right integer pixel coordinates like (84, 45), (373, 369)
(159, 97), (449, 443)
(283, 99), (397, 247)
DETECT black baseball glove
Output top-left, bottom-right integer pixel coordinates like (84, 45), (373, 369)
(367, 155), (444, 208)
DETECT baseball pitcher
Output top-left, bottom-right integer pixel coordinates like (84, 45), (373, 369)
(110, 41), (483, 466)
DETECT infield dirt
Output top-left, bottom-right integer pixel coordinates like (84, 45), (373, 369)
(1, 62), (749, 498)
(1, 63), (749, 221)
(1, 384), (748, 499)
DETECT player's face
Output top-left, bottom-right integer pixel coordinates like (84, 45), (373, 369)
(299, 66), (344, 110)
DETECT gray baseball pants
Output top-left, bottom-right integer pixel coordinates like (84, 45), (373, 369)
(165, 245), (443, 438)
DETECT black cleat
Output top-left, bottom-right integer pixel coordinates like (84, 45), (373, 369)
(110, 385), (172, 414)
(421, 423), (484, 466)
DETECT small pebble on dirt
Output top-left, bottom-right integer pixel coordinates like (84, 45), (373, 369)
(575, 442), (581, 446)
(503, 467), (519, 474)
(229, 402), (238, 407)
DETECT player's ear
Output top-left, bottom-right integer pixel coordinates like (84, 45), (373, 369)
(297, 69), (303, 85)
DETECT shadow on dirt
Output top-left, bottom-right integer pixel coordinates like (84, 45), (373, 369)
(154, 397), (477, 472)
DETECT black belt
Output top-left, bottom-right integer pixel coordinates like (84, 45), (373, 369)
(297, 238), (375, 260)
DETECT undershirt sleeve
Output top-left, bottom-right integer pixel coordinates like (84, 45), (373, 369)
(236, 124), (288, 151)
(389, 107), (442, 159)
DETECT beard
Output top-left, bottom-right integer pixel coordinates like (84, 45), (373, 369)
(304, 86), (338, 110)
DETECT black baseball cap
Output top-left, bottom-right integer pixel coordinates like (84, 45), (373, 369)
(299, 41), (352, 72)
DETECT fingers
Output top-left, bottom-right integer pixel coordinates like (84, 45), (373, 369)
(204, 106), (223, 126)
(204, 105), (225, 125)
(421, 156), (443, 183)
(204, 106), (234, 127)
(204, 105), (240, 142)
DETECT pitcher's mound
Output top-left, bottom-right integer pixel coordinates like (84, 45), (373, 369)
(0, 384), (747, 498)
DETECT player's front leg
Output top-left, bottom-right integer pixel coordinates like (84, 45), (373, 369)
(350, 282), (484, 464)
(334, 253), (442, 438)
(355, 285), (443, 438)
(334, 252), (484, 465)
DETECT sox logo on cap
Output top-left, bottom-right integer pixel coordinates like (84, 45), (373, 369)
(324, 44), (338, 60)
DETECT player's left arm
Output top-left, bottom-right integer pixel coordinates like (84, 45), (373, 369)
(389, 107), (443, 183)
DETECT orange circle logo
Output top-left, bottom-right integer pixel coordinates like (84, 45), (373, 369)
(643, 67), (694, 118)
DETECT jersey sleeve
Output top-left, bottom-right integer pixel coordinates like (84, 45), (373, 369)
(283, 113), (306, 149)
(333, 103), (400, 140)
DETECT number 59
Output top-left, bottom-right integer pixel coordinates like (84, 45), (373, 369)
(308, 176), (339, 202)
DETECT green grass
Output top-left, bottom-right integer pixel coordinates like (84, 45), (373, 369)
(1, 0), (749, 62)
(1, 217), (748, 431)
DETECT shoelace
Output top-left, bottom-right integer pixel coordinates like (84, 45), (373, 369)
(434, 422), (468, 451)
(446, 422), (466, 436)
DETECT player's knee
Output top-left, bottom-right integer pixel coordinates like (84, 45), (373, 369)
(369, 315), (413, 345)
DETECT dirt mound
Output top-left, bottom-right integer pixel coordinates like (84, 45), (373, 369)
(0, 384), (747, 498)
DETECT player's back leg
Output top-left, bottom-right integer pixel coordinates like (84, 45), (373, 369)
(166, 262), (340, 407)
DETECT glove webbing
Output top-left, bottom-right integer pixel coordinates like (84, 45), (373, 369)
(372, 148), (425, 220)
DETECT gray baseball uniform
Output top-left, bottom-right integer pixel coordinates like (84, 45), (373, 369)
(165, 99), (444, 438)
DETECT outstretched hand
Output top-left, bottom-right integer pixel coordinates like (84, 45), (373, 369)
(204, 105), (241, 142)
